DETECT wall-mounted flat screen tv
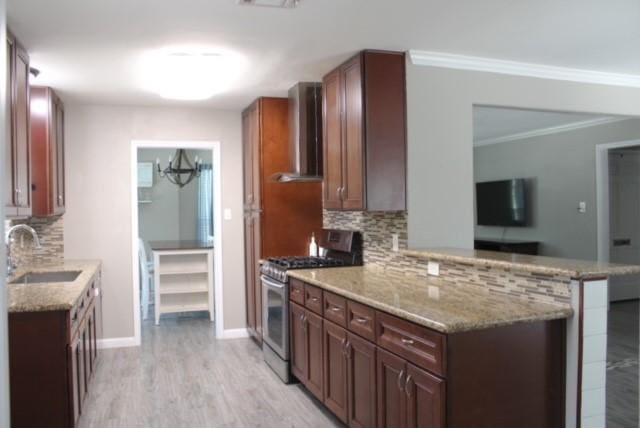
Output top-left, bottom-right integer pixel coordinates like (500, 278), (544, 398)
(476, 179), (529, 227)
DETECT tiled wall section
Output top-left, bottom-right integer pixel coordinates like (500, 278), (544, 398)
(6, 216), (64, 267)
(323, 210), (571, 306)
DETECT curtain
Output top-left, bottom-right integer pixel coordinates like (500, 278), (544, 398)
(197, 164), (213, 242)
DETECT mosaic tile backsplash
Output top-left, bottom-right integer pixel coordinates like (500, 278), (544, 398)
(7, 215), (64, 268)
(323, 210), (571, 307)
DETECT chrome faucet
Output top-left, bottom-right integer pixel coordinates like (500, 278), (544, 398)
(5, 224), (42, 277)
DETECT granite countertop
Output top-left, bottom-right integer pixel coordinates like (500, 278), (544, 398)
(288, 266), (573, 334)
(8, 260), (102, 313)
(149, 240), (214, 251)
(402, 247), (640, 279)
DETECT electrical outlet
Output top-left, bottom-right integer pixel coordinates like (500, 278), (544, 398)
(578, 202), (587, 213)
(391, 234), (399, 252)
(224, 208), (232, 220)
(428, 261), (440, 276)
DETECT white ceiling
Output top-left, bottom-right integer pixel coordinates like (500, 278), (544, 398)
(473, 106), (624, 146)
(8, 0), (640, 109)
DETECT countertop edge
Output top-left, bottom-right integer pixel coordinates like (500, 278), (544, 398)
(288, 270), (573, 334)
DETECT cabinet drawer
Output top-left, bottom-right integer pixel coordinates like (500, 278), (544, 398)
(347, 300), (375, 341)
(305, 284), (323, 315)
(323, 292), (347, 327)
(376, 311), (446, 377)
(289, 278), (305, 305)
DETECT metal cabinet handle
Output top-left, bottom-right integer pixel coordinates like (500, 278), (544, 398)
(354, 316), (369, 324)
(309, 297), (319, 303)
(330, 306), (342, 312)
(397, 369), (405, 391)
(345, 341), (352, 359)
(299, 313), (305, 323)
(335, 187), (341, 200)
(401, 337), (414, 346)
(405, 374), (413, 397)
(340, 187), (345, 201)
(341, 338), (347, 356)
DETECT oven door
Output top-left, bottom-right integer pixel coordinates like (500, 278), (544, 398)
(261, 275), (289, 360)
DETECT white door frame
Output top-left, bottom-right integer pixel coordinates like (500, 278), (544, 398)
(595, 138), (640, 263)
(131, 140), (225, 344)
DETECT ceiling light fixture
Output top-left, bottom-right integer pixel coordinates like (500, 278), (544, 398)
(237, 0), (301, 8)
(140, 46), (245, 100)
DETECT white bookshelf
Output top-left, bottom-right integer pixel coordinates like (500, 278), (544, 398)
(152, 248), (214, 325)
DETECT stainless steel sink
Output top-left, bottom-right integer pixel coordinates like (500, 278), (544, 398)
(10, 271), (82, 284)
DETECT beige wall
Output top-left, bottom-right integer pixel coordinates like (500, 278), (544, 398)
(64, 105), (245, 339)
(406, 64), (640, 249)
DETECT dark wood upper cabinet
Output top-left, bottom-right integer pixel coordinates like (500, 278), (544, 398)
(31, 86), (66, 217)
(322, 50), (407, 211)
(5, 31), (32, 217)
(242, 98), (323, 343)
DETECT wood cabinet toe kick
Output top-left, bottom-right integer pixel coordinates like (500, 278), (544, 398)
(290, 278), (566, 428)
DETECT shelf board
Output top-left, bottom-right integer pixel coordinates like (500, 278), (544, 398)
(158, 270), (209, 276)
(159, 303), (209, 314)
(159, 286), (208, 295)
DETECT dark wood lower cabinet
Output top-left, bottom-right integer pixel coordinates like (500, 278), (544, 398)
(9, 278), (100, 428)
(291, 279), (565, 428)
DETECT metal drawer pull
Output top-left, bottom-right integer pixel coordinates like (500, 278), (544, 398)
(397, 369), (405, 391)
(341, 338), (347, 356)
(330, 306), (342, 312)
(405, 375), (413, 397)
(292, 288), (301, 293)
(401, 337), (414, 346)
(309, 297), (319, 302)
(354, 316), (369, 324)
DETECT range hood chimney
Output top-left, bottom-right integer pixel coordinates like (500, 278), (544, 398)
(272, 82), (323, 183)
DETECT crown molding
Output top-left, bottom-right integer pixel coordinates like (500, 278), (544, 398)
(474, 117), (629, 147)
(408, 50), (640, 89)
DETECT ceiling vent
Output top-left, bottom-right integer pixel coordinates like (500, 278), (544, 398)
(237, 0), (300, 8)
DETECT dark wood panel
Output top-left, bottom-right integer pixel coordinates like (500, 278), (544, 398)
(323, 320), (348, 423)
(13, 39), (31, 213)
(305, 309), (324, 400)
(376, 347), (406, 428)
(323, 291), (347, 328)
(4, 33), (15, 212)
(340, 55), (365, 210)
(376, 311), (446, 377)
(446, 320), (566, 428)
(290, 301), (307, 382)
(289, 278), (305, 305)
(347, 300), (376, 341)
(322, 69), (343, 210)
(405, 363), (445, 428)
(347, 332), (377, 428)
(53, 92), (66, 212)
(304, 283), (323, 315)
(362, 50), (407, 211)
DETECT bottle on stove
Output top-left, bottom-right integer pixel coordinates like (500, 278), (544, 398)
(309, 232), (318, 257)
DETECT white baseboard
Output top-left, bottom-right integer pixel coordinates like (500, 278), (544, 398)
(97, 336), (139, 349)
(219, 328), (249, 339)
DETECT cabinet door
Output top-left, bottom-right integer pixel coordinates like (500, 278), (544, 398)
(405, 364), (445, 428)
(377, 348), (407, 428)
(68, 340), (80, 426)
(340, 56), (364, 210)
(53, 94), (65, 213)
(76, 324), (86, 409)
(347, 332), (377, 428)
(13, 42), (31, 213)
(243, 214), (257, 336)
(305, 309), (324, 401)
(290, 301), (307, 381)
(322, 69), (343, 210)
(323, 321), (348, 423)
(4, 34), (16, 214)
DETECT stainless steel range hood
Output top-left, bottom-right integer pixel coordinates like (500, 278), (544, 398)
(272, 82), (323, 183)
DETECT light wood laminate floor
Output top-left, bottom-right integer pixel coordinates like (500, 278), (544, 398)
(607, 300), (639, 428)
(78, 314), (343, 427)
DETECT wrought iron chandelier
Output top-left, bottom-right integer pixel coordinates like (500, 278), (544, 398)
(156, 149), (202, 188)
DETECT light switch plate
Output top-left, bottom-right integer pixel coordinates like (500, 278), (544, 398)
(427, 261), (440, 276)
(224, 208), (232, 220)
(578, 202), (587, 213)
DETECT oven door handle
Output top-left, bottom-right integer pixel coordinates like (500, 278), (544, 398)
(261, 275), (286, 289)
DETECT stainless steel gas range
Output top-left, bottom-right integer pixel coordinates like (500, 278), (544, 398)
(260, 229), (362, 383)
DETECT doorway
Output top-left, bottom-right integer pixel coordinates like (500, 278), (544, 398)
(130, 140), (224, 344)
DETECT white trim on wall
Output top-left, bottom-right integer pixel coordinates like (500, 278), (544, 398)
(219, 328), (249, 339)
(97, 337), (138, 349)
(130, 140), (226, 346)
(474, 117), (628, 147)
(595, 138), (640, 263)
(409, 50), (640, 89)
